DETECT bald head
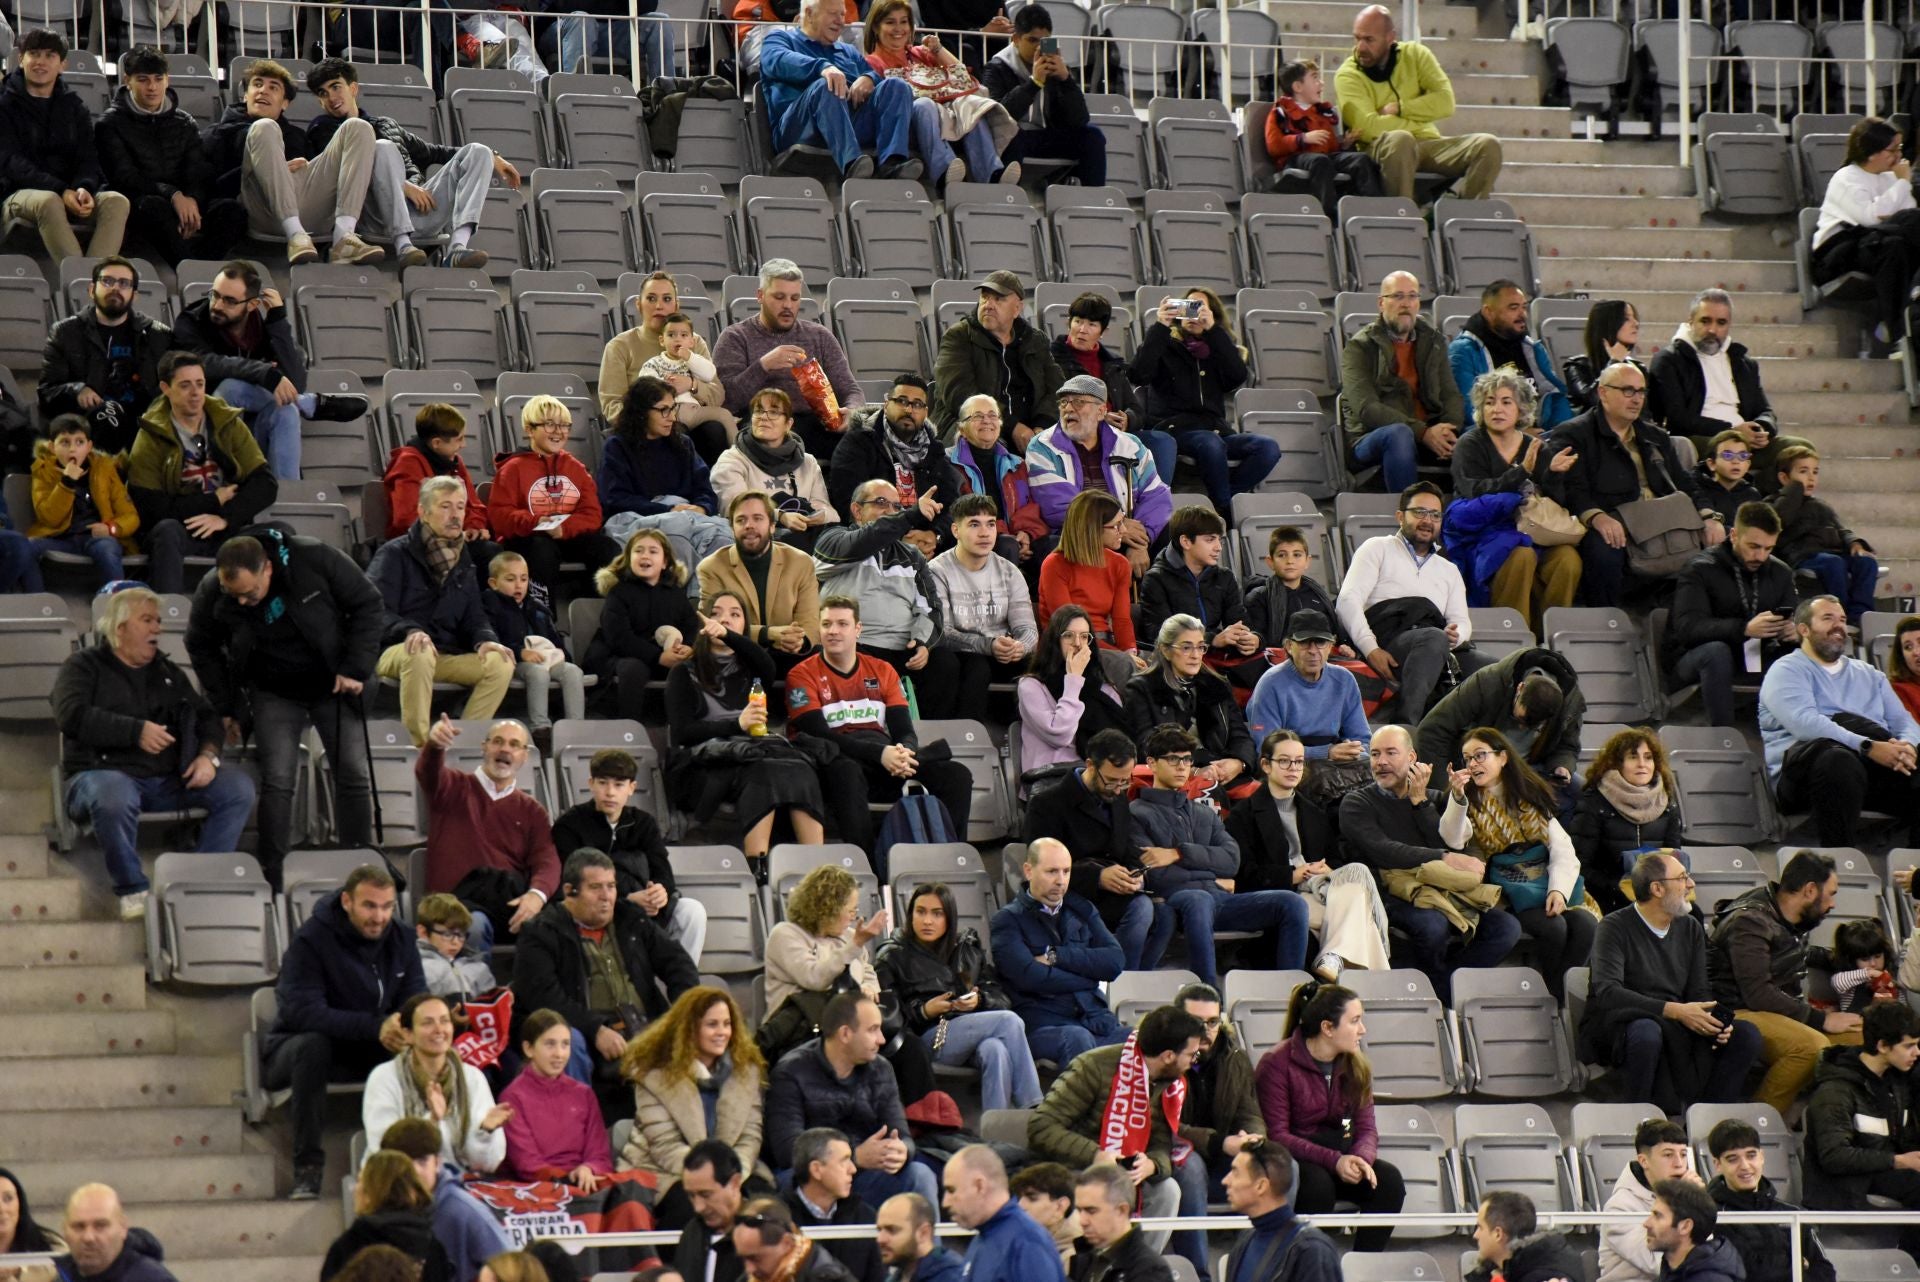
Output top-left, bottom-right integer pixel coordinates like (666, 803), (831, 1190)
(1023, 837), (1072, 907)
(1379, 271), (1421, 335)
(941, 1144), (1010, 1229)
(1353, 5), (1396, 64)
(1368, 724), (1418, 791)
(64, 1184), (128, 1277)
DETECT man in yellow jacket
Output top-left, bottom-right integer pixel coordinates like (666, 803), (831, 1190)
(1333, 5), (1503, 201)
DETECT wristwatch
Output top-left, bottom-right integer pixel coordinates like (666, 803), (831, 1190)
(202, 752), (222, 769)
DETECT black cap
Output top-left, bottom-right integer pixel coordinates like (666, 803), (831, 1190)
(1286, 609), (1336, 643)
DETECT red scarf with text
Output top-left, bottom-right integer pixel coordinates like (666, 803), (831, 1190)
(1098, 1030), (1191, 1169)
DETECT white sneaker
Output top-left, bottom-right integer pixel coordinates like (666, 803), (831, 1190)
(942, 157), (967, 188)
(119, 893), (147, 922)
(997, 160), (1023, 186)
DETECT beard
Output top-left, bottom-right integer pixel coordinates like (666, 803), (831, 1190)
(1385, 311), (1416, 337)
(1811, 629), (1848, 662)
(1693, 332), (1725, 356)
(95, 292), (131, 319)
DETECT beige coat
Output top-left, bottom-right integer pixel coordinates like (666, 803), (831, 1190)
(622, 1057), (772, 1188)
(763, 922), (878, 1018)
(599, 326), (725, 420)
(696, 542), (822, 649)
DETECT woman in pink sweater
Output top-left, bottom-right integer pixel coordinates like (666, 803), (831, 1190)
(498, 1009), (615, 1188)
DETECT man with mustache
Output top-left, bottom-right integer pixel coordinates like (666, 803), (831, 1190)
(1646, 288), (1810, 494)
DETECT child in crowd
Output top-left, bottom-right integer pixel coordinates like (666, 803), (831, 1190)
(1694, 428), (1763, 526)
(28, 413), (137, 584)
(1829, 919), (1900, 1013)
(1773, 445), (1879, 623)
(414, 893), (496, 998)
(1243, 525), (1355, 657)
(481, 551), (585, 753)
(549, 748), (705, 964)
(639, 314), (719, 416)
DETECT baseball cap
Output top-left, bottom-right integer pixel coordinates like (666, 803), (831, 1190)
(1286, 610), (1337, 643)
(977, 270), (1025, 299)
(1057, 373), (1108, 401)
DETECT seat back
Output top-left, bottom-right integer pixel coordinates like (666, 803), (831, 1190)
(552, 89), (650, 181)
(1048, 186), (1146, 292)
(1144, 190), (1242, 295)
(1147, 97), (1245, 204)
(1660, 725), (1783, 845)
(282, 848), (382, 939)
(1456, 1102), (1572, 1211)
(1685, 1102), (1801, 1202)
(672, 849), (765, 973)
(828, 277), (928, 396)
(0, 256), (54, 375)
(1342, 969), (1459, 1098)
(844, 180), (947, 288)
(1108, 968), (1202, 1027)
(636, 172), (741, 290)
(947, 185), (1048, 283)
(771, 844), (879, 920)
(1433, 197), (1536, 296)
(1543, 607), (1662, 722)
(1084, 93), (1150, 200)
(1466, 607), (1536, 663)
(1371, 1106), (1456, 1238)
(1453, 967), (1575, 1097)
(150, 851), (278, 985)
(447, 72), (549, 173)
(293, 264), (403, 381)
(1571, 1101), (1665, 1210)
(887, 843), (998, 938)
(1243, 194), (1340, 300)
(1234, 387), (1339, 500)
(1698, 113), (1796, 217)
(1237, 287), (1337, 395)
(913, 720), (1014, 842)
(511, 271), (614, 382)
(741, 175), (843, 283)
(405, 266), (513, 381)
(1340, 200), (1436, 294)
(534, 181), (638, 285)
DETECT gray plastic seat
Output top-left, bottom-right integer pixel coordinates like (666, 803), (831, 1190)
(1371, 1105), (1457, 1239)
(933, 278), (986, 337)
(843, 179), (947, 289)
(0, 624), (78, 718)
(979, 1108), (1034, 1149)
(1544, 18), (1630, 122)
(550, 719), (669, 829)
(1531, 296), (1595, 368)
(915, 719), (1014, 842)
(1145, 190), (1242, 295)
(282, 848), (381, 939)
(670, 845), (765, 973)
(1453, 966), (1576, 1097)
(1464, 608), (1535, 664)
(1818, 22), (1901, 113)
(1456, 1102), (1573, 1211)
(1084, 93), (1150, 200)
(1232, 490), (1336, 586)
(1109, 968), (1202, 1027)
(1186, 7), (1277, 103)
(1433, 198), (1537, 297)
(551, 80), (650, 180)
(1147, 96), (1245, 204)
(146, 851), (279, 986)
(1544, 607), (1663, 722)
(292, 263), (403, 381)
(0, 257), (57, 375)
(1660, 725), (1783, 845)
(1234, 387), (1339, 500)
(532, 168), (636, 285)
(674, 98), (750, 187)
(1342, 969), (1460, 1099)
(1334, 492), (1403, 578)
(445, 67), (549, 175)
(1095, 4), (1185, 101)
(404, 265), (513, 380)
(887, 843), (998, 937)
(1244, 193), (1340, 300)
(1048, 185), (1146, 291)
(499, 372), (600, 469)
(294, 369), (382, 486)
(771, 844), (879, 921)
(1339, 195), (1436, 293)
(828, 276), (928, 394)
(1827, 1250), (1920, 1282)
(1792, 111), (1860, 206)
(1685, 1102), (1801, 1202)
(511, 269), (614, 383)
(1725, 20), (1814, 115)
(1634, 20), (1721, 123)
(259, 500), (356, 552)
(1236, 287), (1338, 395)
(636, 171), (740, 290)
(1340, 1253), (1445, 1282)
(1796, 206), (1871, 313)
(1222, 968), (1312, 1063)
(1694, 112), (1795, 217)
(354, 62), (440, 143)
(742, 175), (843, 284)
(1571, 1102), (1665, 1210)
(384, 369), (496, 474)
(1681, 846), (1767, 915)
(947, 185), (1048, 282)
(58, 256), (167, 320)
(470, 178), (530, 280)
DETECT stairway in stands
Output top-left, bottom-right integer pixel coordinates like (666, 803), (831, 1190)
(0, 723), (338, 1282)
(1277, 0), (1920, 598)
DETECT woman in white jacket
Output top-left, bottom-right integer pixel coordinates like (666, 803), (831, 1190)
(362, 993), (510, 1173)
(1811, 116), (1920, 348)
(1439, 726), (1594, 1000)
(709, 389), (838, 551)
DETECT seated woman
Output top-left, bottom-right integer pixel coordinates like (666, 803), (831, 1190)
(1122, 613), (1257, 797)
(1049, 291), (1148, 440)
(1037, 490), (1146, 691)
(1568, 726), (1683, 915)
(488, 396), (622, 595)
(1448, 369), (1583, 633)
(0, 1166), (65, 1282)
(709, 389), (838, 550)
(664, 590), (827, 874)
(1560, 299), (1640, 415)
(362, 993), (510, 1174)
(620, 985), (772, 1231)
(380, 402), (495, 559)
(596, 376), (733, 572)
(863, 0), (1017, 188)
(585, 529), (701, 721)
(875, 881), (1042, 1113)
(320, 1152), (435, 1282)
(1127, 288), (1275, 514)
(497, 1008), (616, 1189)
(1440, 727), (1595, 998)
(1813, 116), (1920, 351)
(1254, 982), (1405, 1252)
(1888, 616), (1920, 723)
(1016, 604), (1128, 793)
(597, 269), (733, 462)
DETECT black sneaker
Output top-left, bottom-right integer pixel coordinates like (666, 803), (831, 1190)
(289, 1164), (324, 1200)
(875, 156), (924, 182)
(309, 393), (370, 423)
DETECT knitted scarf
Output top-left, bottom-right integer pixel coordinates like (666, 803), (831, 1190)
(1099, 1030), (1190, 1173)
(1596, 772), (1671, 825)
(396, 1048), (472, 1148)
(883, 421), (935, 471)
(736, 426), (807, 478)
(423, 527), (465, 585)
(1467, 789), (1550, 853)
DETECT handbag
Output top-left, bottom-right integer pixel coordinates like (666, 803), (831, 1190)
(1487, 842), (1586, 912)
(1614, 491), (1704, 577)
(1517, 494), (1585, 547)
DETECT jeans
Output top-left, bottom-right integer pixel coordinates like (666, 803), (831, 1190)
(65, 765), (258, 896)
(262, 1031), (390, 1169)
(144, 519), (226, 595)
(1025, 1008), (1127, 1065)
(1672, 640), (1737, 727)
(907, 97), (1005, 182)
(214, 377), (303, 480)
(554, 11), (673, 79)
(1140, 429), (1179, 487)
(1799, 550), (1878, 622)
(252, 688), (371, 889)
(0, 530), (43, 591)
(30, 532), (122, 583)
(774, 75), (915, 173)
(1169, 1157), (1215, 1280)
(1577, 527), (1629, 607)
(1383, 896), (1521, 1003)
(1617, 1016), (1761, 1113)
(1173, 428), (1282, 515)
(922, 1008), (1043, 1111)
(1164, 887), (1311, 986)
(1109, 893), (1163, 971)
(1387, 628), (1491, 722)
(852, 1160), (939, 1208)
(1350, 422), (1417, 492)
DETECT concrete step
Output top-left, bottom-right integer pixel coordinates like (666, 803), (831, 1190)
(1426, 35), (1550, 77)
(2, 1106), (243, 1156)
(13, 1154), (278, 1206)
(1504, 192), (1706, 229)
(1253, 0), (1499, 42)
(1533, 223), (1784, 262)
(0, 835), (51, 878)
(1821, 456), (1920, 491)
(1500, 161), (1694, 198)
(0, 1010), (175, 1057)
(0, 788), (52, 835)
(129, 1201), (343, 1258)
(1446, 71), (1543, 106)
(1732, 324), (1855, 358)
(1785, 424), (1920, 457)
(0, 961), (149, 1011)
(1750, 356), (1905, 393)
(0, 919), (146, 966)
(1830, 491), (1920, 523)
(1499, 137), (1677, 164)
(0, 1054), (238, 1110)
(1536, 256), (1799, 294)
(1878, 562), (1920, 596)
(1853, 526), (1920, 557)
(1450, 102), (1572, 138)
(173, 1258), (328, 1282)
(0, 875), (88, 923)
(1598, 290), (1807, 327)
(1771, 390), (1911, 428)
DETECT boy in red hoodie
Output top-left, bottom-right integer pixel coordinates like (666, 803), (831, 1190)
(1264, 59), (1384, 215)
(487, 395), (621, 595)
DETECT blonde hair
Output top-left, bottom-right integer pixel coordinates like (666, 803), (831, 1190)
(483, 1252), (551, 1282)
(787, 865), (860, 937)
(96, 586), (162, 645)
(520, 395), (572, 438)
(595, 527), (688, 595)
(621, 985), (766, 1088)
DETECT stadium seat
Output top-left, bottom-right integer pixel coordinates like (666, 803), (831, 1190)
(292, 263), (403, 382)
(771, 844), (879, 921)
(1791, 111), (1859, 208)
(383, 369), (495, 476)
(531, 167), (637, 285)
(1034, 282), (1133, 357)
(1341, 1252), (1445, 1282)
(57, 257), (167, 322)
(510, 269), (615, 383)
(1685, 1102), (1801, 1202)
(472, 178), (531, 280)
(1683, 846), (1768, 914)
(1240, 100), (1280, 195)
(1453, 967), (1577, 1097)
(1659, 725), (1783, 845)
(550, 75), (651, 180)
(1338, 196), (1436, 294)
(1147, 96), (1244, 204)
(635, 172), (740, 289)
(669, 845), (765, 974)
(1796, 206), (1873, 314)
(1084, 93), (1151, 200)
(1341, 969), (1460, 1099)
(445, 66), (549, 175)
(1571, 1101), (1665, 1211)
(741, 175), (844, 284)
(1430, 293), (1477, 340)
(1232, 492), (1337, 589)
(1243, 193), (1341, 300)
(674, 99), (750, 186)
(241, 987), (367, 1123)
(145, 851), (279, 986)
(1694, 113), (1796, 217)
(1095, 4), (1185, 101)
(887, 843), (998, 937)
(258, 498), (356, 554)
(914, 719), (1015, 843)
(1371, 1105), (1458, 1238)
(1048, 185), (1148, 291)
(947, 185), (1048, 283)
(1544, 18), (1629, 127)
(353, 62), (440, 143)
(1858, 608), (1903, 669)
(1726, 21), (1815, 116)
(1109, 968), (1202, 1027)
(1817, 22), (1901, 114)
(931, 279), (979, 341)
(1827, 1250), (1920, 1281)
(1233, 387), (1340, 500)
(403, 265), (513, 381)
(1186, 7), (1277, 104)
(549, 719), (670, 832)
(1467, 607), (1536, 664)
(1144, 190), (1242, 295)
(281, 848), (380, 939)
(365, 721), (431, 847)
(827, 276), (928, 398)
(1634, 20), (1721, 126)
(1223, 967), (1310, 1062)
(843, 179), (947, 289)
(980, 1108), (1033, 1148)
(1432, 198), (1538, 297)
(1543, 607), (1664, 723)
(1334, 492), (1402, 580)
(0, 616), (82, 718)
(1454, 1102), (1575, 1211)
(1236, 287), (1339, 395)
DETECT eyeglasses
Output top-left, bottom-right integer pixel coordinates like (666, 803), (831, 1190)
(95, 276), (137, 291)
(210, 291), (254, 307)
(1602, 384), (1648, 397)
(1062, 629), (1093, 642)
(1716, 449), (1751, 461)
(1403, 507), (1443, 520)
(1382, 291), (1421, 302)
(964, 411), (1003, 423)
(1462, 749), (1497, 766)
(751, 409), (788, 420)
(650, 402), (676, 414)
(1156, 753), (1195, 766)
(429, 926), (467, 942)
(1196, 1016), (1222, 1030)
(887, 396), (929, 411)
(1168, 642), (1208, 655)
(1266, 755), (1307, 769)
(532, 420), (570, 432)
(861, 498), (903, 512)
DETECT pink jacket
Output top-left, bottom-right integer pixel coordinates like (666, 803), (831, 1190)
(1253, 1032), (1379, 1171)
(498, 1067), (615, 1180)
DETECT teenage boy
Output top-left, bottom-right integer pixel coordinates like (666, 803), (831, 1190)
(1137, 506), (1263, 681)
(1706, 1117), (1836, 1282)
(0, 27), (129, 260)
(1599, 1118), (1699, 1282)
(28, 413), (137, 585)
(1804, 998), (1920, 1257)
(95, 44), (248, 265)
(414, 892), (496, 998)
(1772, 445), (1878, 623)
(1694, 429), (1762, 527)
(927, 492), (1037, 717)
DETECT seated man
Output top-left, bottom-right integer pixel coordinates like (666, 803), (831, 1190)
(1805, 1000), (1920, 1259)
(1026, 375), (1172, 577)
(1220, 1138), (1341, 1282)
(1706, 1117), (1837, 1282)
(875, 1192), (960, 1282)
(169, 259), (370, 480)
(931, 272), (1065, 454)
(1169, 984), (1270, 1271)
(1071, 1164), (1173, 1282)
(1760, 594), (1920, 849)
(200, 58), (382, 264)
(1599, 1118), (1699, 1282)
(1416, 645), (1583, 813)
(1584, 853), (1761, 1116)
(39, 258), (179, 455)
(1129, 725), (1309, 987)
(0, 27), (129, 261)
(761, 0), (920, 182)
(126, 350), (280, 596)
(785, 596), (973, 851)
(946, 1146), (1070, 1282)
(698, 489), (822, 678)
(51, 585), (257, 920)
(929, 493), (1037, 714)
(980, 5), (1105, 190)
(990, 837), (1129, 1065)
(1339, 273), (1463, 493)
(830, 374), (961, 533)
(1642, 1180), (1746, 1282)
(674, 1140), (752, 1282)
(513, 848), (698, 1086)
(61, 1184), (178, 1282)
(1708, 849), (1861, 1116)
(1027, 1006), (1206, 1266)
(1339, 725), (1521, 1001)
(366, 475), (517, 747)
(1136, 506), (1263, 680)
(1245, 611), (1369, 765)
(784, 1128), (885, 1282)
(306, 57), (519, 268)
(1448, 280), (1571, 430)
(1663, 501), (1798, 728)
(1647, 288), (1809, 493)
(765, 992), (941, 1205)
(95, 45), (247, 266)
(1335, 483), (1490, 722)
(1465, 1192), (1582, 1282)
(712, 260), (865, 460)
(1334, 6), (1502, 201)
(736, 1196), (856, 1282)
(418, 715), (560, 955)
(1022, 729), (1161, 970)
(947, 393), (1050, 567)
(262, 863), (424, 1199)
(813, 480), (957, 713)
(1264, 58), (1383, 213)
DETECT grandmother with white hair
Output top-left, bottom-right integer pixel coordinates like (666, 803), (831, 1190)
(51, 584), (255, 921)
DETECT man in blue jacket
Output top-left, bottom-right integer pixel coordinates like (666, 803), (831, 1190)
(262, 863), (425, 1200)
(990, 837), (1129, 1064)
(945, 1145), (1065, 1282)
(1448, 280), (1571, 430)
(760, 0), (920, 182)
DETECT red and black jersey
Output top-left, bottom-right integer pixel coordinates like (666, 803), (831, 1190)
(785, 651), (906, 736)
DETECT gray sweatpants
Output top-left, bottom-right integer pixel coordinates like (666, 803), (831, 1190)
(361, 139), (495, 244)
(242, 115), (375, 239)
(514, 658), (586, 729)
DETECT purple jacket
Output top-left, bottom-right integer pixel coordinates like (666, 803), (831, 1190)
(1253, 1032), (1379, 1171)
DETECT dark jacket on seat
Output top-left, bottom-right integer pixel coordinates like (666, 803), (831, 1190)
(1224, 786), (1341, 894)
(1545, 406), (1696, 521)
(511, 895), (699, 1042)
(266, 893), (426, 1053)
(96, 84), (220, 203)
(0, 68), (105, 198)
(1664, 541), (1798, 673)
(1021, 770), (1143, 924)
(989, 888), (1124, 1031)
(1121, 663), (1257, 774)
(366, 521), (500, 653)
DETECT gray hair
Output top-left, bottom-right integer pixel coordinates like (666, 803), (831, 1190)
(560, 847), (615, 892)
(1074, 1163), (1137, 1210)
(97, 585), (161, 645)
(1689, 288), (1732, 318)
(792, 1128), (851, 1183)
(1155, 612), (1206, 652)
(759, 258), (805, 291)
(416, 474), (465, 513)
(1468, 368), (1538, 430)
(958, 393), (999, 422)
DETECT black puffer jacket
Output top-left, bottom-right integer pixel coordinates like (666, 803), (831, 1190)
(308, 107), (456, 182)
(511, 896), (699, 1042)
(874, 927), (1011, 1035)
(1128, 319), (1249, 433)
(1121, 665), (1257, 772)
(96, 85), (219, 202)
(1545, 406), (1697, 520)
(52, 641), (220, 777)
(0, 68), (105, 196)
(1136, 543), (1253, 653)
(1707, 1175), (1836, 1282)
(320, 1209), (439, 1282)
(1805, 1043), (1920, 1208)
(1466, 1233), (1587, 1282)
(202, 103), (310, 198)
(1567, 777), (1682, 898)
(1648, 336), (1777, 444)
